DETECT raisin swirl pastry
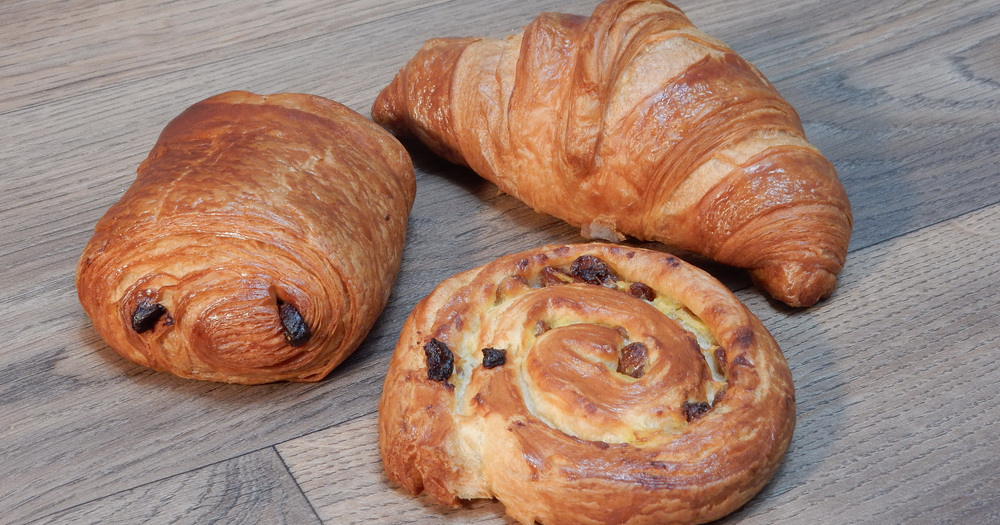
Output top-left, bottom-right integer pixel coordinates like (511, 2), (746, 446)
(379, 244), (794, 525)
(76, 91), (415, 384)
(372, 0), (853, 307)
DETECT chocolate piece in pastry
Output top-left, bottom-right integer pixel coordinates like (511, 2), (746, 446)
(379, 243), (795, 525)
(76, 91), (415, 384)
(372, 0), (853, 307)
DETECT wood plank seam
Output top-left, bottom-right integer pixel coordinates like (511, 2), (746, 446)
(33, 198), (994, 522)
(22, 440), (340, 524)
(274, 445), (325, 524)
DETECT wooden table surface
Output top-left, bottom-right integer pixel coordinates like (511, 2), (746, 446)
(2, 0), (998, 523)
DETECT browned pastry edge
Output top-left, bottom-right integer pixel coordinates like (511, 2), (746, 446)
(372, 0), (853, 307)
(77, 91), (415, 384)
(380, 243), (794, 525)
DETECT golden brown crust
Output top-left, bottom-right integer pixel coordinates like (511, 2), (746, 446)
(76, 91), (415, 384)
(379, 243), (795, 525)
(372, 0), (853, 307)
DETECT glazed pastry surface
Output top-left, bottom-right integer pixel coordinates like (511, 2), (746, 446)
(379, 243), (795, 525)
(373, 0), (853, 307)
(77, 91), (415, 384)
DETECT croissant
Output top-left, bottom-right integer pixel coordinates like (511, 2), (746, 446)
(372, 0), (852, 307)
(379, 243), (795, 525)
(76, 91), (415, 384)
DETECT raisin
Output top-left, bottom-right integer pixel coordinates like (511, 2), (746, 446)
(683, 401), (711, 422)
(424, 338), (454, 381)
(628, 282), (656, 301)
(570, 255), (617, 286)
(616, 342), (648, 378)
(131, 297), (167, 333)
(482, 348), (507, 369)
(278, 299), (311, 346)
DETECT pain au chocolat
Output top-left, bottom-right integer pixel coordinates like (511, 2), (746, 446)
(76, 91), (415, 384)
(372, 0), (853, 307)
(379, 243), (795, 525)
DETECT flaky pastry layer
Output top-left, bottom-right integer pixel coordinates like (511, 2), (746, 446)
(77, 91), (415, 383)
(379, 243), (795, 525)
(373, 0), (853, 307)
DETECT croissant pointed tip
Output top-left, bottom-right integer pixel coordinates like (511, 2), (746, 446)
(376, 0), (852, 308)
(751, 263), (838, 307)
(371, 75), (404, 131)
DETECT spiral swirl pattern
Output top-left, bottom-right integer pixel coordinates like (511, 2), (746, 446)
(380, 244), (794, 525)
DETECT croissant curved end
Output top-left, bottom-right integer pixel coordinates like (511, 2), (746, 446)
(372, 37), (479, 166)
(750, 261), (838, 307)
(370, 0), (853, 307)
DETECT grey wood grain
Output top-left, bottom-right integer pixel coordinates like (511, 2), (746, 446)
(0, 2), (586, 521)
(0, 0), (997, 523)
(36, 447), (321, 525)
(278, 194), (1000, 525)
(716, 204), (1000, 524)
(0, 0), (455, 113)
(278, 413), (513, 524)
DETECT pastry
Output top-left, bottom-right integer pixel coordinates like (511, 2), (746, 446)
(379, 243), (795, 525)
(372, 0), (853, 307)
(76, 91), (415, 384)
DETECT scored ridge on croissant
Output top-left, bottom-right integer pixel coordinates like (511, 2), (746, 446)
(379, 243), (795, 525)
(373, 0), (853, 307)
(77, 91), (415, 384)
